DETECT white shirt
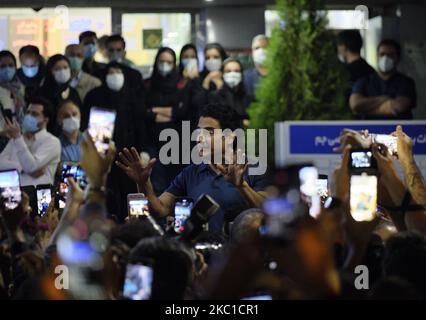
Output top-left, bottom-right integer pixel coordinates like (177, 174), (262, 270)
(0, 129), (61, 186)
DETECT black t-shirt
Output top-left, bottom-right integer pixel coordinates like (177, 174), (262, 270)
(346, 58), (375, 84)
(352, 72), (417, 120)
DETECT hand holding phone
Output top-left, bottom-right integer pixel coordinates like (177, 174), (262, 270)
(36, 185), (52, 216)
(349, 149), (377, 174)
(127, 193), (150, 218)
(350, 174), (378, 222)
(174, 198), (194, 234)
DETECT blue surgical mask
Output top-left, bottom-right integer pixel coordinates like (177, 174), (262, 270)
(22, 65), (39, 78)
(0, 66), (16, 82)
(181, 58), (190, 68)
(84, 44), (97, 59)
(22, 114), (40, 133)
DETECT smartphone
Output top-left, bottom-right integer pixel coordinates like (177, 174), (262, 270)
(316, 174), (329, 198)
(241, 295), (273, 300)
(349, 149), (377, 174)
(174, 198), (194, 234)
(191, 194), (220, 224)
(127, 193), (150, 219)
(57, 163), (87, 209)
(299, 166), (321, 218)
(123, 263), (153, 300)
(373, 134), (398, 156)
(0, 169), (21, 210)
(36, 184), (52, 216)
(2, 109), (13, 122)
(260, 197), (297, 239)
(88, 107), (116, 155)
(350, 174), (378, 222)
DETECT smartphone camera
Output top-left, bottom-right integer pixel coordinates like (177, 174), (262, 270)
(123, 263), (153, 300)
(36, 185), (52, 216)
(56, 164), (87, 209)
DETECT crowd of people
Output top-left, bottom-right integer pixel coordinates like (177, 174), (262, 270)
(0, 29), (425, 300)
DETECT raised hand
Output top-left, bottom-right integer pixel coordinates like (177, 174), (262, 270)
(115, 147), (156, 187)
(392, 125), (414, 165)
(335, 129), (371, 153)
(216, 150), (248, 188)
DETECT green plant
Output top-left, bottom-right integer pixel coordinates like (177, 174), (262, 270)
(248, 0), (351, 163)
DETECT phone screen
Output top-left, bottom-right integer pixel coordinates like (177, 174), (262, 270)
(174, 199), (193, 234)
(260, 198), (296, 238)
(350, 174), (378, 222)
(57, 164), (87, 209)
(88, 107), (116, 155)
(123, 264), (153, 300)
(37, 188), (52, 216)
(128, 197), (150, 218)
(374, 134), (398, 155)
(299, 166), (321, 218)
(241, 295), (273, 300)
(316, 178), (329, 198)
(0, 170), (21, 210)
(350, 150), (375, 169)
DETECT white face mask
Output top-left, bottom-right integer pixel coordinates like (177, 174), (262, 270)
(106, 73), (125, 91)
(205, 58), (222, 72)
(53, 68), (71, 84)
(338, 54), (346, 63)
(62, 116), (80, 134)
(223, 72), (242, 88)
(253, 48), (267, 66)
(378, 56), (395, 73)
(158, 62), (174, 76)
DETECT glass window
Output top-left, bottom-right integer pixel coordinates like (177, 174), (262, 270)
(121, 13), (191, 73)
(0, 7), (111, 62)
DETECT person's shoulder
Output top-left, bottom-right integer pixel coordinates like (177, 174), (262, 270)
(81, 71), (102, 85)
(244, 68), (257, 79)
(395, 72), (416, 84)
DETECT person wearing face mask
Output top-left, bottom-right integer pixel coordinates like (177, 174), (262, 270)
(145, 47), (189, 194)
(65, 44), (101, 103)
(79, 30), (106, 77)
(93, 35), (145, 99)
(336, 30), (374, 84)
(0, 51), (26, 125)
(350, 39), (417, 120)
(201, 43), (228, 92)
(16, 45), (46, 103)
(56, 100), (82, 162)
(36, 54), (82, 133)
(83, 62), (149, 221)
(177, 44), (206, 131)
(244, 35), (269, 102)
(0, 97), (60, 186)
(208, 58), (250, 125)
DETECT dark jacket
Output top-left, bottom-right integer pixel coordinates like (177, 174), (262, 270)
(17, 62), (46, 103)
(208, 83), (250, 120)
(82, 84), (149, 151)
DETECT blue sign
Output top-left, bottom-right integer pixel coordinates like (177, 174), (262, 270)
(289, 123), (426, 155)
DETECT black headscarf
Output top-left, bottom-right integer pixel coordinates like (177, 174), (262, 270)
(201, 43), (228, 79)
(150, 47), (179, 94)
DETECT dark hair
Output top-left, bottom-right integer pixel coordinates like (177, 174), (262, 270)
(230, 209), (264, 243)
(0, 50), (17, 66)
(383, 232), (426, 296)
(111, 219), (163, 249)
(98, 35), (109, 49)
(337, 30), (363, 54)
(369, 276), (423, 299)
(43, 54), (71, 88)
(178, 43), (198, 76)
(378, 39), (402, 59)
(106, 34), (126, 49)
(202, 43), (228, 76)
(129, 237), (194, 300)
(79, 30), (97, 43)
(19, 45), (40, 58)
(150, 47), (179, 91)
(27, 96), (54, 120)
(199, 103), (243, 131)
